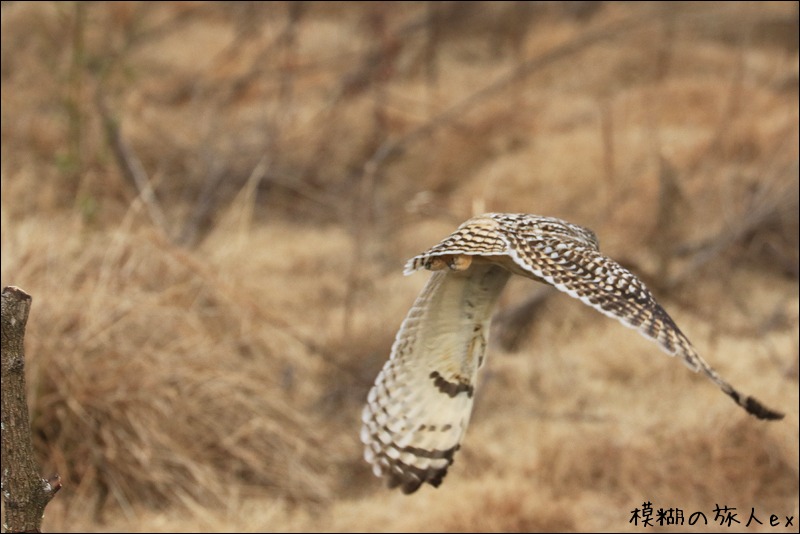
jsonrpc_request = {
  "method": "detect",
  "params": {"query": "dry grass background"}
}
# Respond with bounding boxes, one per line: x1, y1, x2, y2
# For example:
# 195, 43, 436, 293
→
1, 1, 798, 532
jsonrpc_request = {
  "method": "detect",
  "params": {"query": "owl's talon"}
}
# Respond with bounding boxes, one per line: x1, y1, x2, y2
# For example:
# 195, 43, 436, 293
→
425, 255, 472, 272
447, 255, 472, 271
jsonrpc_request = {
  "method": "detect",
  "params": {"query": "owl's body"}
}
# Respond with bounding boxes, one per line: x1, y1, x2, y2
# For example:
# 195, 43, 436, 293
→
360, 213, 782, 494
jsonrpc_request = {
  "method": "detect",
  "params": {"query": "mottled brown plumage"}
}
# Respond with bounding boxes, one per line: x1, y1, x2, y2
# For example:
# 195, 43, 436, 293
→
361, 213, 783, 494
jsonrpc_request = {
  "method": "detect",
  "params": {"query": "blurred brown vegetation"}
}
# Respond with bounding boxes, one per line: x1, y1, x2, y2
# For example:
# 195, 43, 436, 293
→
1, 1, 798, 532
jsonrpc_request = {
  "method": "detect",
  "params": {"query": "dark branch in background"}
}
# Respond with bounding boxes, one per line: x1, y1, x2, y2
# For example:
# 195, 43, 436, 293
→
1, 287, 62, 533
176, 163, 226, 248
95, 87, 171, 241
491, 287, 557, 353
178, 3, 304, 248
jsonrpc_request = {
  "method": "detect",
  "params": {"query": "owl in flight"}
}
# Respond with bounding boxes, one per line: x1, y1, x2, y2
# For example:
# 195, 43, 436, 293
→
360, 213, 783, 494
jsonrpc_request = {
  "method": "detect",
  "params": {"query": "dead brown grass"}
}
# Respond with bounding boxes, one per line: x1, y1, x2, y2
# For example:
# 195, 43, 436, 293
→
2, 213, 335, 516
1, 1, 798, 532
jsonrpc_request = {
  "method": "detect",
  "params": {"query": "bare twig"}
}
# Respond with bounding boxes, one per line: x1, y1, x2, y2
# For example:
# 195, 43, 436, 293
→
95, 88, 171, 240
2, 287, 62, 533
176, 162, 225, 248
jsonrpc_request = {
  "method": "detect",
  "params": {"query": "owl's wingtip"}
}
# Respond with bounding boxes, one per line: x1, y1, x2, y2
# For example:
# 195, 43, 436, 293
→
745, 396, 784, 421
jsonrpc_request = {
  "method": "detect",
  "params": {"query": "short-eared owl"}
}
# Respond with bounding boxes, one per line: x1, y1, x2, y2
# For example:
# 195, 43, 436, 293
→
360, 213, 783, 494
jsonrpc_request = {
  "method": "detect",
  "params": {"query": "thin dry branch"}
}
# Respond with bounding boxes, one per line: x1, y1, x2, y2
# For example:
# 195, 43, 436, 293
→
1, 287, 62, 533
95, 88, 171, 240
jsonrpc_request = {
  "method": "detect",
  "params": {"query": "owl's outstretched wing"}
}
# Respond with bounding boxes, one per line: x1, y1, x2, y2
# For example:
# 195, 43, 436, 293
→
360, 264, 511, 493
498, 226, 783, 421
